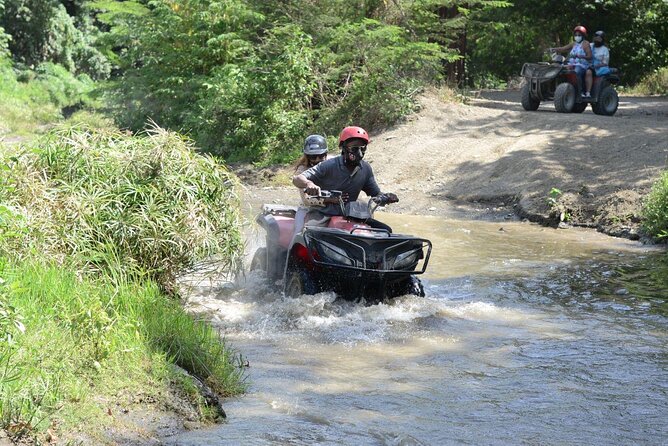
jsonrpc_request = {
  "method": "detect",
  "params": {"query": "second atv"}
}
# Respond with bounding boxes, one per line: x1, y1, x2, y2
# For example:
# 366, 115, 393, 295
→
520, 50, 620, 115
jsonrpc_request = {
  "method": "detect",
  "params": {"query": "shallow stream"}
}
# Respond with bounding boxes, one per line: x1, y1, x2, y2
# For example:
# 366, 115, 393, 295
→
174, 214, 668, 445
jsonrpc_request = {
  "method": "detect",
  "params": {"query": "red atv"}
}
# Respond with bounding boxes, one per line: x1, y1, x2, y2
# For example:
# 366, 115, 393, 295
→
520, 51, 620, 115
251, 190, 432, 302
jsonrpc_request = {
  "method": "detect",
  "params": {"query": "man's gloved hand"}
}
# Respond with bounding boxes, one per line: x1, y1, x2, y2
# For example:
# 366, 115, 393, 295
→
373, 192, 399, 205
304, 182, 321, 196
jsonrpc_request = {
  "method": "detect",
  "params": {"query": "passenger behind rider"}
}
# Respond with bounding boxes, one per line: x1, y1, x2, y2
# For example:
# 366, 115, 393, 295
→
294, 134, 330, 205
586, 30, 611, 91
292, 126, 397, 233
553, 25, 592, 97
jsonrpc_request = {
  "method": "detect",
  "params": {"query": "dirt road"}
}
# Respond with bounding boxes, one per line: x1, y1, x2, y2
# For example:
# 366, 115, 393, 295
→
240, 91, 668, 240
365, 90, 668, 239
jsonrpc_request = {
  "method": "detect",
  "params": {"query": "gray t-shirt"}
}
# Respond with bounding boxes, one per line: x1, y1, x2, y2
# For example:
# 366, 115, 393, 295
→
301, 156, 381, 215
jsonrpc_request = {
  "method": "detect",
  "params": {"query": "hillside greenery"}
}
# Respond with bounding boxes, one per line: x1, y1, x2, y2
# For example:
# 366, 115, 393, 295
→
2, 0, 666, 161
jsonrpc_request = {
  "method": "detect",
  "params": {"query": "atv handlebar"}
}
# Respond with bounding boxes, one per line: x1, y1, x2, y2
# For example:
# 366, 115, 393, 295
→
303, 189, 399, 212
372, 193, 399, 206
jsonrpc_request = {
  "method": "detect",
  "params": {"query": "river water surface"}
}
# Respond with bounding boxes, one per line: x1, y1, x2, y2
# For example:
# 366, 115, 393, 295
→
174, 214, 668, 445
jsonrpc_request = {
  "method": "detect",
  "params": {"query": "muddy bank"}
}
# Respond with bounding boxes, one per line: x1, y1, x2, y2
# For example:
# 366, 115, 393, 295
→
237, 91, 668, 240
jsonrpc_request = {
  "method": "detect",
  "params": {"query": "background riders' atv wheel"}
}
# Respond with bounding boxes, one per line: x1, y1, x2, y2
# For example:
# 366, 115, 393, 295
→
250, 247, 267, 271
572, 102, 587, 113
520, 82, 540, 111
592, 86, 619, 116
554, 82, 575, 113
285, 269, 318, 297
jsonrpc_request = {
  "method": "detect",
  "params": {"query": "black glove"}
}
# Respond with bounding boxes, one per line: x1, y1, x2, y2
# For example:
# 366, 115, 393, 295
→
374, 193, 399, 205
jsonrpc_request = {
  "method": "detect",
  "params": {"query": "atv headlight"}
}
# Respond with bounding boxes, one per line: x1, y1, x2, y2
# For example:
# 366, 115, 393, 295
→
317, 240, 354, 266
393, 249, 420, 270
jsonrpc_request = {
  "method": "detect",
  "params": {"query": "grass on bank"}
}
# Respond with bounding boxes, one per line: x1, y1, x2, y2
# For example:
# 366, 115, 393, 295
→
0, 260, 245, 443
624, 67, 668, 96
643, 170, 668, 240
0, 125, 247, 442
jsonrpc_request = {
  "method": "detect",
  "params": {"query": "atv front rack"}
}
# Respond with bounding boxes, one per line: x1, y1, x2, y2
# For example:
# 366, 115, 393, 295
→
303, 228, 432, 274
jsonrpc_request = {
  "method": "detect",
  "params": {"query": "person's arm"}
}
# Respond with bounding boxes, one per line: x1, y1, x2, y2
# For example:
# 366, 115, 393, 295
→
362, 166, 381, 198
553, 42, 573, 53
583, 41, 592, 60
600, 47, 610, 67
293, 174, 320, 196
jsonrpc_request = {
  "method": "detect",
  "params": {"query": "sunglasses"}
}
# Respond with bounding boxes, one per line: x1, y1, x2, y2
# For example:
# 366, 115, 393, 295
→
307, 153, 327, 161
345, 145, 367, 152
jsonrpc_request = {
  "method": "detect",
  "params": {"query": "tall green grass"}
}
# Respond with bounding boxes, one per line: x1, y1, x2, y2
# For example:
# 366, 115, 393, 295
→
0, 260, 246, 442
626, 67, 668, 96
0, 124, 248, 441
642, 171, 668, 240
0, 125, 243, 291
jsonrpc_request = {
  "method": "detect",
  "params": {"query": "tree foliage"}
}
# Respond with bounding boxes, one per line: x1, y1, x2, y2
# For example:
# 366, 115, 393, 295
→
0, 0, 110, 78
111, 0, 447, 161
469, 0, 668, 85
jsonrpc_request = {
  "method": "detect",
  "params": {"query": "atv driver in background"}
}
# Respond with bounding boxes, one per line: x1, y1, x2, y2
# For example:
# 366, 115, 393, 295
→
294, 134, 331, 206
553, 25, 593, 97
292, 126, 397, 233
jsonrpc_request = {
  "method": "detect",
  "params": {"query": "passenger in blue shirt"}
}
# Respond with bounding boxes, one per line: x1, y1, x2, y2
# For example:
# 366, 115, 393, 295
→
586, 30, 611, 90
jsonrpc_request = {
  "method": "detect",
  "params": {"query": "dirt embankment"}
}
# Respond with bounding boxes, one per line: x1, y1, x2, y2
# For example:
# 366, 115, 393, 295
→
240, 91, 668, 240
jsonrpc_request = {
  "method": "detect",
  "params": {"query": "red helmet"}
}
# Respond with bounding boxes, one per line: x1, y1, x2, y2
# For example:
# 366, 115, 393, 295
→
338, 126, 369, 146
573, 25, 587, 36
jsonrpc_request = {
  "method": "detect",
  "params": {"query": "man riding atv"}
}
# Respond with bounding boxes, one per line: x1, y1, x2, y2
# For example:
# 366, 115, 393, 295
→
292, 126, 397, 233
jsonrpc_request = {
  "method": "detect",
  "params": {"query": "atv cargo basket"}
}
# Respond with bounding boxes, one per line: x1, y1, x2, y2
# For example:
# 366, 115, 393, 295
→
303, 228, 432, 274
520, 63, 563, 80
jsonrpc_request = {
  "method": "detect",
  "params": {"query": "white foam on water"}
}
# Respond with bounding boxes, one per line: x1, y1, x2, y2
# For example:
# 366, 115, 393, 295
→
185, 269, 557, 346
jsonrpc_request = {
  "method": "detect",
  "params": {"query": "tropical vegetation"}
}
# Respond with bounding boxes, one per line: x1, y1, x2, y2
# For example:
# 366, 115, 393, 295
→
0, 0, 667, 442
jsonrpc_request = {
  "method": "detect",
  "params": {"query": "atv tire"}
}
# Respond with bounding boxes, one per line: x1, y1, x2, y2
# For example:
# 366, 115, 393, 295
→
592, 85, 619, 116
285, 268, 318, 297
520, 82, 540, 111
250, 247, 267, 271
572, 102, 587, 113
554, 82, 575, 113
390, 275, 425, 298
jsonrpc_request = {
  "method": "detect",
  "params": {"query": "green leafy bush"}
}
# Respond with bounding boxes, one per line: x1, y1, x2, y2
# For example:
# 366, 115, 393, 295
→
314, 19, 442, 133
642, 171, 668, 240
111, 1, 446, 163
0, 59, 94, 138
0, 125, 244, 290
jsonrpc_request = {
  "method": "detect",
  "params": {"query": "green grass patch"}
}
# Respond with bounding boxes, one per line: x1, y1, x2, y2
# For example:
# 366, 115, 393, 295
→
624, 67, 668, 96
642, 170, 668, 240
0, 125, 244, 292
0, 260, 246, 443
0, 58, 94, 142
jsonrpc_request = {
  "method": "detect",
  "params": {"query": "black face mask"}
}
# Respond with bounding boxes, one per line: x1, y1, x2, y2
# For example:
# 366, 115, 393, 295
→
594, 41, 603, 47
342, 145, 366, 166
